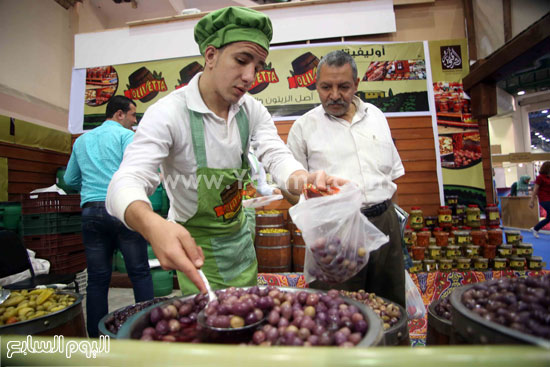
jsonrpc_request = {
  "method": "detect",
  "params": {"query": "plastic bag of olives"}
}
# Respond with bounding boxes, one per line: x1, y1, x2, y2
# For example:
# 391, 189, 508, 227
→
289, 182, 388, 284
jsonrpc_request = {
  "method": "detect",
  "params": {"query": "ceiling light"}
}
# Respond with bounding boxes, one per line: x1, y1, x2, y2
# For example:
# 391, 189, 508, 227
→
535, 132, 540, 135
517, 91, 526, 96
543, 110, 549, 113
547, 114, 550, 118
507, 168, 512, 172
519, 163, 523, 167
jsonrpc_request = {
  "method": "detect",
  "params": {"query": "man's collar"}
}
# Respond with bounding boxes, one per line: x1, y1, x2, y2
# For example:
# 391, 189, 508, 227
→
187, 72, 245, 116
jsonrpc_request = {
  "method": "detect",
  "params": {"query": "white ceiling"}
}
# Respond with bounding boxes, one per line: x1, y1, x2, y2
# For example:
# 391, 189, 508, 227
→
88, 0, 273, 28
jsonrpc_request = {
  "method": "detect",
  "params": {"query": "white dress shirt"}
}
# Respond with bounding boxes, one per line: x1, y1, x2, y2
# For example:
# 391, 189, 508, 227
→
107, 72, 303, 225
287, 96, 404, 207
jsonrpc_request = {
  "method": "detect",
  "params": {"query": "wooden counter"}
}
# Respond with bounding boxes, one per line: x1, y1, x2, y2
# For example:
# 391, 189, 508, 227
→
500, 196, 540, 229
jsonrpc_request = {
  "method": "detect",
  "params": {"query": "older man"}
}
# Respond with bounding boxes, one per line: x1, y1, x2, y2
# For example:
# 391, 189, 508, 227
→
287, 50, 406, 307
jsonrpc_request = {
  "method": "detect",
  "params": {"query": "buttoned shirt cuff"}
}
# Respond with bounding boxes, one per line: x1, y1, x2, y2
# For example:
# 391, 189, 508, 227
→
274, 161, 306, 191
106, 186, 152, 230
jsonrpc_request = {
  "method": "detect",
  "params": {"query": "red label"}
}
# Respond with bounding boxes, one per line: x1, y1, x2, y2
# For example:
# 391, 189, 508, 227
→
287, 67, 317, 89
249, 69, 280, 90
124, 78, 167, 100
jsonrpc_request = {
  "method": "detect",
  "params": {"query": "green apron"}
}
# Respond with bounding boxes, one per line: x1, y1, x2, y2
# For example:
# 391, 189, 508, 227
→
243, 152, 261, 243
176, 108, 258, 295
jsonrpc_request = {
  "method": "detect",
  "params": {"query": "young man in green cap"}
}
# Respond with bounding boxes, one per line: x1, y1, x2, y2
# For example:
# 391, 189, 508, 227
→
106, 6, 344, 294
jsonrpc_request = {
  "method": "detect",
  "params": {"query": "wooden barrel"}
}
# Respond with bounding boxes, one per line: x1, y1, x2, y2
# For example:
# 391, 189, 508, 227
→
255, 229, 291, 273
290, 52, 320, 90
177, 61, 203, 86
256, 211, 284, 226
255, 223, 284, 235
128, 66, 158, 102
292, 230, 305, 272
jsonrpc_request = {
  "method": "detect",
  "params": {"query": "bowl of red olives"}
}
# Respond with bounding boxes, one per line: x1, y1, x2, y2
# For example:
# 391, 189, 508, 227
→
449, 275, 550, 348
117, 286, 385, 347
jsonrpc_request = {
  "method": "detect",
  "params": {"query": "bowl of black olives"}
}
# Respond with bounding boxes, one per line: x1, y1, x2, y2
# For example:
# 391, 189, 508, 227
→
449, 275, 550, 348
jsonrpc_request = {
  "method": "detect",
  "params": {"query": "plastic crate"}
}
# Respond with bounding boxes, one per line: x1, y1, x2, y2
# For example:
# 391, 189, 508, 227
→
23, 233, 84, 257
21, 212, 82, 236
47, 250, 87, 274
21, 192, 81, 214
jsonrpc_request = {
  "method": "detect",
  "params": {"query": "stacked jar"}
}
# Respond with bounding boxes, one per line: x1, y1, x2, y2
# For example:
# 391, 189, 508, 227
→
485, 204, 501, 227
465, 204, 481, 229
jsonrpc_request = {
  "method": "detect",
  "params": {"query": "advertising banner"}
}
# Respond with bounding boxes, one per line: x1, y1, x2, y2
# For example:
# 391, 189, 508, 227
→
82, 41, 430, 130
429, 39, 486, 208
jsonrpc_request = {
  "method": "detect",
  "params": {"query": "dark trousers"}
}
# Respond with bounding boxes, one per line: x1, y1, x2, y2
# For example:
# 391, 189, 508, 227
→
82, 206, 154, 337
534, 201, 550, 231
309, 204, 406, 308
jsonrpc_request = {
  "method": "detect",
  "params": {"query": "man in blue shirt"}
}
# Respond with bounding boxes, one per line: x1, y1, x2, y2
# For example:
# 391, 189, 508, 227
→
64, 95, 154, 337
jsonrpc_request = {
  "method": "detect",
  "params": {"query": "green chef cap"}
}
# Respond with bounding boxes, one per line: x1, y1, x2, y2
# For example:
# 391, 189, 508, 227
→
194, 6, 273, 55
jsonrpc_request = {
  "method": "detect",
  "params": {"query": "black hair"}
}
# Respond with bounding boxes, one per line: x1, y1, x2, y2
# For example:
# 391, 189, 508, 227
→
105, 95, 136, 119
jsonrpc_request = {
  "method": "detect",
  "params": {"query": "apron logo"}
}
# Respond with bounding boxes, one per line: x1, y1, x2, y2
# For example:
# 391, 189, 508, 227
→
213, 181, 242, 220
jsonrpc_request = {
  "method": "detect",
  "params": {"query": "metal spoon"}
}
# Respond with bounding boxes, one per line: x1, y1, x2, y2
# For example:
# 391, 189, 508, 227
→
198, 269, 216, 304
0, 289, 10, 305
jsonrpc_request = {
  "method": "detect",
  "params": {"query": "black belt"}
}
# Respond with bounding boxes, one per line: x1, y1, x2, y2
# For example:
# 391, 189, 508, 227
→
361, 199, 392, 218
83, 201, 105, 208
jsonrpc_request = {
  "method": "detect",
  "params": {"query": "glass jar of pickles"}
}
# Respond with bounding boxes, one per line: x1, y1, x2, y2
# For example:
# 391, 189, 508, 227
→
428, 245, 442, 260
452, 215, 460, 226
403, 226, 415, 246
455, 204, 466, 217
485, 204, 500, 226
473, 257, 489, 271
411, 246, 425, 260
465, 245, 480, 258
456, 257, 471, 271
423, 259, 436, 272
515, 243, 533, 258
438, 206, 453, 229
409, 207, 424, 230
453, 229, 470, 246
433, 230, 449, 247
416, 228, 431, 247
528, 256, 543, 270
446, 195, 458, 206
439, 258, 453, 272
409, 260, 423, 273
488, 227, 503, 246
424, 216, 437, 230
504, 230, 521, 245
482, 245, 497, 259
470, 229, 487, 247
445, 245, 461, 259
465, 204, 481, 229
498, 244, 513, 258
492, 257, 507, 270
510, 256, 526, 270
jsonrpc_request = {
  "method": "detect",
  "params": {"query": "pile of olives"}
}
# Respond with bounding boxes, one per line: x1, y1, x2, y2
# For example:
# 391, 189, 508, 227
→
0, 289, 76, 326
433, 296, 452, 321
461, 275, 550, 339
104, 297, 169, 335
138, 286, 370, 346
340, 290, 401, 330
308, 236, 367, 283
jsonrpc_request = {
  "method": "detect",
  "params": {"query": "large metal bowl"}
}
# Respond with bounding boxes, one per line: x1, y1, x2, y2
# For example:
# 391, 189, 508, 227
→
427, 297, 452, 345
450, 281, 550, 348
0, 290, 85, 337
118, 286, 385, 346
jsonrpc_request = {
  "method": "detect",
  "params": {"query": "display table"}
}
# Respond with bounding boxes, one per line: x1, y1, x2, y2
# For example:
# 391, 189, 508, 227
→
258, 270, 550, 346
500, 196, 539, 228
